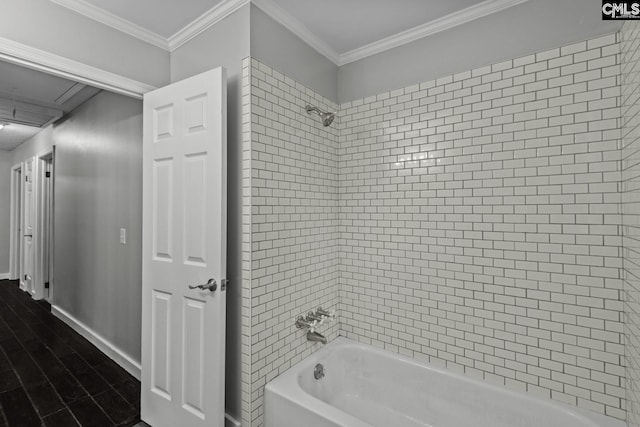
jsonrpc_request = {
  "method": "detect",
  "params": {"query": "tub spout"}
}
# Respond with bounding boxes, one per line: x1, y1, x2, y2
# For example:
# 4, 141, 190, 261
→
307, 330, 327, 345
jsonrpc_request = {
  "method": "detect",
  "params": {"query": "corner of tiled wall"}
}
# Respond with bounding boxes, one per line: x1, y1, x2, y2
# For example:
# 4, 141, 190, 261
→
240, 56, 253, 427
247, 57, 341, 426
621, 20, 640, 427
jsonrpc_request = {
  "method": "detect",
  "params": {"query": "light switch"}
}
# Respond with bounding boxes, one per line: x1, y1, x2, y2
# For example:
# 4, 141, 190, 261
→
120, 228, 126, 245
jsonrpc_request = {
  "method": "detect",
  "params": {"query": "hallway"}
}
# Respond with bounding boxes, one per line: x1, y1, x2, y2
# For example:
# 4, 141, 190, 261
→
0, 280, 141, 427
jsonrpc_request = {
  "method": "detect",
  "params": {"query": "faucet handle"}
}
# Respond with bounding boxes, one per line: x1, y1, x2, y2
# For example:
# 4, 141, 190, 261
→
307, 311, 324, 323
296, 316, 317, 329
316, 307, 335, 319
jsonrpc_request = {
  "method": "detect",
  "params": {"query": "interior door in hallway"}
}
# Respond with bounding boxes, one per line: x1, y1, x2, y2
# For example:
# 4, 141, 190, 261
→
22, 157, 35, 295
141, 67, 227, 427
34, 152, 54, 301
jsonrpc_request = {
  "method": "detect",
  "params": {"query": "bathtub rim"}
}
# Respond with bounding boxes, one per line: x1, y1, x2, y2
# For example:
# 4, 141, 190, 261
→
265, 336, 626, 427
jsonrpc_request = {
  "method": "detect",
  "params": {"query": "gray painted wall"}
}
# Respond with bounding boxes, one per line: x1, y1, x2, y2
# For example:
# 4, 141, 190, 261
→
250, 5, 339, 103
53, 91, 143, 360
0, 151, 11, 275
170, 6, 249, 422
2, 0, 169, 88
338, 0, 623, 102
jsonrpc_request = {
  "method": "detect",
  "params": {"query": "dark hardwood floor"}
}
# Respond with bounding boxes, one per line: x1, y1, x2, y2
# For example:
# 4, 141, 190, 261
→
0, 279, 141, 427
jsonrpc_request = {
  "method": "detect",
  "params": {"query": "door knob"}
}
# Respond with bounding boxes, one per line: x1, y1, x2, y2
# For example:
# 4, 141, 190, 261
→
188, 278, 217, 292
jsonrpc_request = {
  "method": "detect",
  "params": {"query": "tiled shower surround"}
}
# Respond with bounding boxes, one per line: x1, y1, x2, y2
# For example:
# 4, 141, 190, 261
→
339, 33, 625, 419
243, 32, 638, 426
622, 21, 640, 427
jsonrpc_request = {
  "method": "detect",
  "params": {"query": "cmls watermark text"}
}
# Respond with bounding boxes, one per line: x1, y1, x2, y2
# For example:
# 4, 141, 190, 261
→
602, 1, 640, 19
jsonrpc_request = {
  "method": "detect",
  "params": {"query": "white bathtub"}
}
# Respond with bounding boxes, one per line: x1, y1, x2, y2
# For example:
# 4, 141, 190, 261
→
265, 337, 626, 427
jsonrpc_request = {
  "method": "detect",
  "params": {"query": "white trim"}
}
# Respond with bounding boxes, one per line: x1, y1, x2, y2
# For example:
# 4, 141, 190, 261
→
51, 304, 142, 380
337, 0, 529, 65
0, 37, 156, 99
49, 0, 527, 66
168, 0, 250, 51
251, 0, 340, 64
225, 413, 241, 427
32, 149, 54, 301
9, 163, 22, 281
49, 0, 168, 50
48, 0, 250, 53
0, 291, 241, 424
0, 273, 9, 280
251, 0, 527, 65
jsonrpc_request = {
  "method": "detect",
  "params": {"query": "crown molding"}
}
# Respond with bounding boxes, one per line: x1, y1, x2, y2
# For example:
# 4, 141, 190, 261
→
251, 0, 340, 64
50, 0, 169, 50
0, 37, 156, 99
338, 0, 529, 65
250, 0, 527, 66
168, 0, 250, 51
48, 0, 528, 66
49, 0, 250, 52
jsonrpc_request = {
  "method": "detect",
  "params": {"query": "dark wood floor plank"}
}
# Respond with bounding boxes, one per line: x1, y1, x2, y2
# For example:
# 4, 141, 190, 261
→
0, 387, 41, 427
0, 279, 142, 427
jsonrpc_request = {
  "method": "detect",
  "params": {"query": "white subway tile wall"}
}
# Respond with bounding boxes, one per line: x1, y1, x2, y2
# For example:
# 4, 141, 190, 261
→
241, 57, 253, 427
247, 58, 340, 426
338, 33, 625, 419
622, 21, 640, 427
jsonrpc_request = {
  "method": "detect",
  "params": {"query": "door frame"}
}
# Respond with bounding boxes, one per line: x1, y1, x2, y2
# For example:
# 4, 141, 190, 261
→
0, 38, 151, 287
0, 33, 238, 427
34, 148, 54, 301
9, 163, 23, 281
22, 156, 36, 295
0, 37, 154, 99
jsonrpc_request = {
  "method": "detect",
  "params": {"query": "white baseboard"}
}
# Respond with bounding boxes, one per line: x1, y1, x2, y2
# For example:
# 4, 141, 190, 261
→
51, 304, 142, 380
0, 273, 9, 280
225, 413, 241, 427
52, 304, 239, 425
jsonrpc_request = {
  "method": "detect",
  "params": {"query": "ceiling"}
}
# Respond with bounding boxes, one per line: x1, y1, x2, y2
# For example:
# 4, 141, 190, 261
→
50, 0, 524, 63
0, 60, 100, 151
0, 123, 46, 151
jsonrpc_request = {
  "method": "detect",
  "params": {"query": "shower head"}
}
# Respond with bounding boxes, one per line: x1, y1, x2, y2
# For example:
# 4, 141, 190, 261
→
306, 105, 336, 127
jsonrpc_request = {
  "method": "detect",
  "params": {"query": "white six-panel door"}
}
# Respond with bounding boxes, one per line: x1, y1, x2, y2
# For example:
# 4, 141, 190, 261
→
141, 67, 227, 427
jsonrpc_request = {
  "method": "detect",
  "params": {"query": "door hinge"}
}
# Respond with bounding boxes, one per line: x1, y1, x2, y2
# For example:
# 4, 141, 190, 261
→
44, 282, 50, 289
24, 274, 27, 281
45, 171, 51, 178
